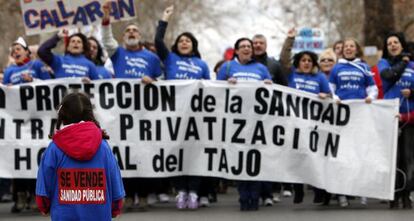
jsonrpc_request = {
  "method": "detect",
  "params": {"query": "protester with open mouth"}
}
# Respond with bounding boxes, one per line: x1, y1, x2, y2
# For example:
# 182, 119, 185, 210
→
38, 31, 99, 82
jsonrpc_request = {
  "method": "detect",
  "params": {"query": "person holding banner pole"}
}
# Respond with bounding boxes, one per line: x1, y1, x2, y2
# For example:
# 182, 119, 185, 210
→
329, 38, 378, 207
37, 31, 100, 81
3, 37, 51, 213
101, 1, 162, 83
378, 32, 414, 209
36, 92, 125, 220
279, 28, 331, 205
155, 5, 210, 210
217, 37, 272, 211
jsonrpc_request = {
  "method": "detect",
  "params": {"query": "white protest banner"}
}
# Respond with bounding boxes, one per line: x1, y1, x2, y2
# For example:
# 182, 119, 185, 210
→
293, 27, 325, 54
20, 0, 136, 36
0, 79, 398, 199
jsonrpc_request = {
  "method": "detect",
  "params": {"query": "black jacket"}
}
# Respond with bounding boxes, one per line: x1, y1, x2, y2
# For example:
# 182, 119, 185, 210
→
255, 53, 287, 86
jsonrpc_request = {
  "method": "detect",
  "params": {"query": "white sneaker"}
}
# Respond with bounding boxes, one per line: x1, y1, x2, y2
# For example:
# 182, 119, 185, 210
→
199, 196, 210, 207
338, 196, 349, 207
1, 193, 12, 202
273, 194, 281, 203
158, 193, 170, 203
188, 192, 198, 209
264, 198, 273, 206
147, 193, 157, 205
360, 197, 367, 205
282, 190, 292, 197
176, 192, 187, 209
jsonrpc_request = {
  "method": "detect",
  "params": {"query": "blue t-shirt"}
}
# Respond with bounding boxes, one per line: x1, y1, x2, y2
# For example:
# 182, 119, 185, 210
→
217, 60, 271, 81
95, 66, 113, 79
288, 71, 330, 94
378, 59, 414, 114
50, 54, 99, 80
329, 59, 376, 100
163, 53, 210, 80
111, 47, 162, 79
3, 60, 50, 85
36, 141, 125, 221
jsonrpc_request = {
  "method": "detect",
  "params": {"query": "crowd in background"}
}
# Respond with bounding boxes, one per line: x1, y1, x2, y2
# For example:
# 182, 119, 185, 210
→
1, 2, 414, 214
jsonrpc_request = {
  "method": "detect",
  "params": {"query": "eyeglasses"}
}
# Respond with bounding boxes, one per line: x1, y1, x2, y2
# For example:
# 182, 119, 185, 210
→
238, 45, 252, 49
320, 58, 334, 62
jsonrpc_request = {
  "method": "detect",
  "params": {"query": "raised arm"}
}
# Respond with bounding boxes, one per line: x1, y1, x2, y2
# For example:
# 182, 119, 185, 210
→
101, 1, 119, 58
37, 30, 66, 66
279, 28, 296, 76
155, 5, 174, 61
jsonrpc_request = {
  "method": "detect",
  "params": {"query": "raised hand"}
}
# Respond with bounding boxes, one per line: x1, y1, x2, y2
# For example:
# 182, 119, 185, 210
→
57, 29, 68, 39
102, 0, 113, 21
162, 5, 174, 22
287, 27, 297, 38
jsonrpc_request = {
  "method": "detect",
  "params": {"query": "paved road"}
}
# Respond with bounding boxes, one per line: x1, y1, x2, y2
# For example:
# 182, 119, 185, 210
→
0, 188, 413, 221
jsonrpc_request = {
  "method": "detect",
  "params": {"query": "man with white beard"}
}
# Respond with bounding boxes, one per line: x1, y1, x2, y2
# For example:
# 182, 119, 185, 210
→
101, 1, 161, 83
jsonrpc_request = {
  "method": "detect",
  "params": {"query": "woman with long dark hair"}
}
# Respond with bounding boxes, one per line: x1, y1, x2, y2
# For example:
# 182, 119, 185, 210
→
154, 5, 210, 210
87, 37, 113, 79
378, 32, 414, 209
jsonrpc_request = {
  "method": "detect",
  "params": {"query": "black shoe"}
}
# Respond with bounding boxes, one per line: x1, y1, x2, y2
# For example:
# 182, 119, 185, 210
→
402, 195, 412, 209
322, 194, 331, 206
11, 205, 21, 213
389, 200, 399, 209
294, 191, 304, 204
249, 199, 259, 211
313, 194, 324, 204
239, 199, 248, 211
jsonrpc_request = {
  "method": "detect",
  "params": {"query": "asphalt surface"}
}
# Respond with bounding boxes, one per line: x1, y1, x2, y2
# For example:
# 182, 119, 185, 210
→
0, 188, 413, 221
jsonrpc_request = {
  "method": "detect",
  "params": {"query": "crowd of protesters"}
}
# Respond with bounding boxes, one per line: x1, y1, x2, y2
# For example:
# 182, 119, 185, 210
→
1, 2, 414, 217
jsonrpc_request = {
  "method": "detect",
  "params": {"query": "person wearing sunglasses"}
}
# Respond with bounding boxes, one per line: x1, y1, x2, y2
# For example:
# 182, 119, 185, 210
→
318, 49, 337, 77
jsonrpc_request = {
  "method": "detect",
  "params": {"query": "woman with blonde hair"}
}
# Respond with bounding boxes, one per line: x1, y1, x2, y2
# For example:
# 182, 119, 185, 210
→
318, 48, 337, 77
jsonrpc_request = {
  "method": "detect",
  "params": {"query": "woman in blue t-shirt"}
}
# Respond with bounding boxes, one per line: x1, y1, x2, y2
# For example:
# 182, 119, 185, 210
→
3, 37, 50, 85
329, 38, 378, 103
279, 28, 331, 205
87, 37, 113, 79
38, 31, 99, 81
154, 5, 211, 211
378, 32, 414, 209
216, 38, 272, 83
3, 37, 50, 213
328, 38, 377, 207
155, 5, 210, 80
217, 37, 272, 211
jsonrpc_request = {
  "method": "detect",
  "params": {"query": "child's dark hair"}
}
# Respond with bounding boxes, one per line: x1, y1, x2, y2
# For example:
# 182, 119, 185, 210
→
50, 92, 109, 139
